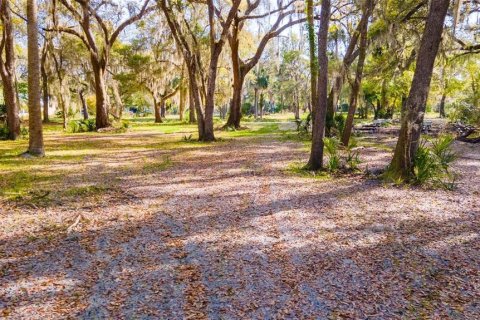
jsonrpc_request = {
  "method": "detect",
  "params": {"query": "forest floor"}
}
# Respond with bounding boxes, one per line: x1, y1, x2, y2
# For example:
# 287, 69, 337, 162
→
0, 119, 479, 319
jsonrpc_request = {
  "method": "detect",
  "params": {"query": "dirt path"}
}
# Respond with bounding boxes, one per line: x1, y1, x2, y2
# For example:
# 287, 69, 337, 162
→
1, 135, 479, 319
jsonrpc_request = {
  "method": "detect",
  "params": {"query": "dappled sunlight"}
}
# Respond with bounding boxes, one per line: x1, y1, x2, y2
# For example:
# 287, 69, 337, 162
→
1, 126, 479, 319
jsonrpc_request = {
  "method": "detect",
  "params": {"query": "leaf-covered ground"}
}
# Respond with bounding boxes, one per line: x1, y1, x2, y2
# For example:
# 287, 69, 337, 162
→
1, 125, 479, 319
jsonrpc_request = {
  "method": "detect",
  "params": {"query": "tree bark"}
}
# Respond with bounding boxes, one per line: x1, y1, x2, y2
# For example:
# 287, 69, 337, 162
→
203, 56, 217, 141
0, 0, 20, 140
153, 96, 163, 123
79, 87, 89, 120
59, 82, 69, 129
179, 80, 187, 121
307, 0, 318, 124
225, 67, 245, 128
294, 92, 300, 120
160, 99, 166, 119
342, 0, 373, 146
308, 0, 330, 170
92, 57, 109, 129
41, 40, 50, 123
188, 62, 205, 140
439, 93, 446, 118
388, 0, 450, 181
188, 85, 196, 123
27, 0, 44, 156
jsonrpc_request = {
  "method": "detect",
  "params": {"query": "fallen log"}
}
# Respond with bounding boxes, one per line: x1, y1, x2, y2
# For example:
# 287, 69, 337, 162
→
451, 123, 480, 143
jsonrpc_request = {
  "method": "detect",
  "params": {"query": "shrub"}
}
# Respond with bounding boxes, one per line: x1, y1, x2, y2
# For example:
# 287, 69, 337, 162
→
0, 104, 6, 118
324, 137, 341, 171
0, 125, 8, 139
112, 120, 130, 133
448, 102, 480, 125
0, 125, 28, 140
295, 113, 311, 135
345, 138, 361, 170
334, 113, 346, 136
69, 119, 96, 133
414, 135, 457, 188
323, 137, 362, 173
20, 127, 29, 138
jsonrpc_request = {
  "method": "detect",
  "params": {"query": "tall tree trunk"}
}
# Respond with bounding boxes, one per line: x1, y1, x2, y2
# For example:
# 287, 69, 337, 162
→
59, 80, 69, 129
160, 100, 166, 118
203, 49, 221, 141
226, 70, 245, 128
254, 88, 259, 119
27, 0, 44, 156
79, 87, 89, 120
179, 81, 187, 121
342, 0, 373, 146
188, 85, 196, 124
439, 94, 446, 118
0, 0, 20, 140
225, 22, 245, 129
260, 92, 264, 119
326, 77, 342, 135
91, 57, 109, 129
294, 92, 300, 120
307, 0, 318, 123
388, 0, 450, 181
380, 79, 388, 118
308, 0, 330, 170
41, 41, 50, 123
153, 97, 163, 123
188, 63, 205, 140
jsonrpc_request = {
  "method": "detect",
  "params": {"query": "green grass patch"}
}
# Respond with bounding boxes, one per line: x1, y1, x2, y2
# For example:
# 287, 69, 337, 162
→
284, 161, 331, 180
0, 170, 62, 199
226, 123, 280, 137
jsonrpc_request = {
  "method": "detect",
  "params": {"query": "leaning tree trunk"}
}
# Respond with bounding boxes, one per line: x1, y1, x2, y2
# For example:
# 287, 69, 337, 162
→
388, 0, 450, 181
27, 0, 44, 156
307, 0, 330, 170
0, 0, 20, 140
342, 0, 373, 146
91, 57, 109, 129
